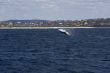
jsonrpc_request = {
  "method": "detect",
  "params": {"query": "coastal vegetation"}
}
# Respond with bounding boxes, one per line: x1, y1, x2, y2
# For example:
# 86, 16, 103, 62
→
0, 18, 110, 27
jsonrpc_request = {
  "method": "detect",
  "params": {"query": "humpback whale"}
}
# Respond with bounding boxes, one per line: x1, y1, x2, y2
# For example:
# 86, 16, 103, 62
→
58, 29, 71, 36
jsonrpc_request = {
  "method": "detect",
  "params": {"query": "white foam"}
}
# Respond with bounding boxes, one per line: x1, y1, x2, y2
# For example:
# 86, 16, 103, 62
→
0, 27, 109, 29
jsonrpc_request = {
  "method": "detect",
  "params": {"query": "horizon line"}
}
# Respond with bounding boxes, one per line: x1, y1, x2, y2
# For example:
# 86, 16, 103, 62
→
0, 17, 110, 21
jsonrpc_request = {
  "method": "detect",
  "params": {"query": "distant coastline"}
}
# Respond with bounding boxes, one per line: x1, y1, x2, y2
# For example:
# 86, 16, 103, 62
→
0, 18, 110, 28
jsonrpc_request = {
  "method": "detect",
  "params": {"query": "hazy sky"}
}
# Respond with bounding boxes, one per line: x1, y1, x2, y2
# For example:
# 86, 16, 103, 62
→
0, 0, 110, 20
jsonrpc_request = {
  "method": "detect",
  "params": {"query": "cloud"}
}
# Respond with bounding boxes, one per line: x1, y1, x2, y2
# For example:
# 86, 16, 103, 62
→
0, 0, 110, 9
0, 0, 110, 20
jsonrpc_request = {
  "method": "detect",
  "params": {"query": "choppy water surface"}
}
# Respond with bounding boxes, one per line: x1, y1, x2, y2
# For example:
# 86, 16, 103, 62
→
0, 28, 110, 73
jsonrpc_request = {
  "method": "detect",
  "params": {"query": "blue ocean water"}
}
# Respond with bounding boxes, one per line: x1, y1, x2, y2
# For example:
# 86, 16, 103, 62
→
0, 28, 110, 73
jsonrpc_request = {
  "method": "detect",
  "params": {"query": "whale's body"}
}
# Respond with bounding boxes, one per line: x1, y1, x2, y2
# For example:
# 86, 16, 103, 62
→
58, 29, 71, 35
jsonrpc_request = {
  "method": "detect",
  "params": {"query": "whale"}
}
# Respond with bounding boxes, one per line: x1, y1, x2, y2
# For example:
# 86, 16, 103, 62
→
58, 29, 71, 36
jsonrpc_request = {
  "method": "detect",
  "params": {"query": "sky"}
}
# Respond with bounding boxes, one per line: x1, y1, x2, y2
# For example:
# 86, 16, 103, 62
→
0, 0, 110, 20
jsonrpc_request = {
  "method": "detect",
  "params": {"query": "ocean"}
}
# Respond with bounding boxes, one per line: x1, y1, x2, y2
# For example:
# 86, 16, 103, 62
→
0, 28, 110, 73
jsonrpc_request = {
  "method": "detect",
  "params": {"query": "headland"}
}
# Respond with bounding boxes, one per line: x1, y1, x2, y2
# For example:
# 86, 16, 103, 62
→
0, 18, 110, 29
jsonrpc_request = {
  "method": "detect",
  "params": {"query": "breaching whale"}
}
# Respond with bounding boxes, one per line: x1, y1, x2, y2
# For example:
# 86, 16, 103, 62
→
58, 29, 71, 36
